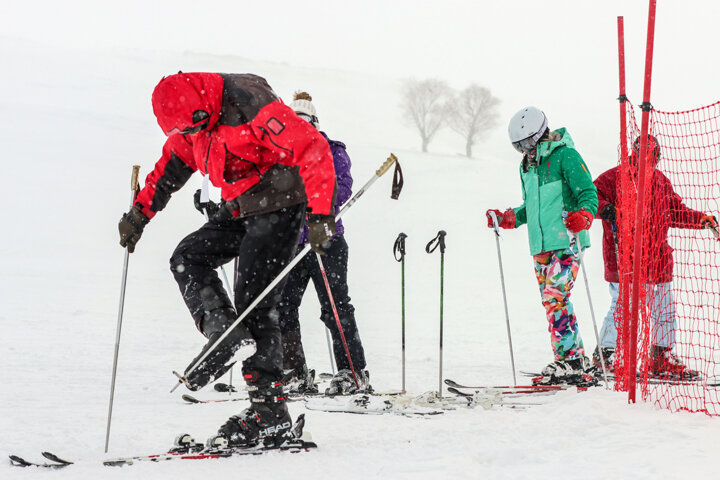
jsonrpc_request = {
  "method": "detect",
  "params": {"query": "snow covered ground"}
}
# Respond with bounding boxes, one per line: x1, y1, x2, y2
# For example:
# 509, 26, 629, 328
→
2, 39, 720, 480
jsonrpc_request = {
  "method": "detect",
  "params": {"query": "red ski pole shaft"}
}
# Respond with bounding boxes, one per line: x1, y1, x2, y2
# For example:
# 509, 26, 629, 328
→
315, 252, 359, 388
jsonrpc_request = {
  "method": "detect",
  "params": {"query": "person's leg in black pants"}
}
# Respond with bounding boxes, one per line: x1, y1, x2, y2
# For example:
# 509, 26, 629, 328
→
277, 253, 314, 372
309, 234, 366, 371
170, 204, 305, 386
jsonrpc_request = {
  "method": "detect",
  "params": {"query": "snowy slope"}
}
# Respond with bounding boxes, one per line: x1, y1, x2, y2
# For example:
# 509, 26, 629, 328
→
2, 40, 720, 480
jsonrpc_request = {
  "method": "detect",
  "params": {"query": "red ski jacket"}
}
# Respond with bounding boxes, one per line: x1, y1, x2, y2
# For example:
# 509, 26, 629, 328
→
134, 72, 335, 220
594, 165, 705, 284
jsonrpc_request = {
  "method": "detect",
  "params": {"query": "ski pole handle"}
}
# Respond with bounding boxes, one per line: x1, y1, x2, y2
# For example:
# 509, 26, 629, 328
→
488, 211, 501, 236
425, 230, 447, 254
393, 232, 407, 262
130, 165, 140, 193
376, 153, 398, 177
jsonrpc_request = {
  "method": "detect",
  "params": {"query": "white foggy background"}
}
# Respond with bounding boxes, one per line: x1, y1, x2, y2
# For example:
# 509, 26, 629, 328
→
2, 1, 720, 478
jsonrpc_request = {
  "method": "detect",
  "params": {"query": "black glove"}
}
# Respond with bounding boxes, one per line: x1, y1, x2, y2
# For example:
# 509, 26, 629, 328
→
118, 206, 149, 253
307, 214, 337, 255
701, 214, 718, 229
599, 204, 617, 223
193, 189, 220, 217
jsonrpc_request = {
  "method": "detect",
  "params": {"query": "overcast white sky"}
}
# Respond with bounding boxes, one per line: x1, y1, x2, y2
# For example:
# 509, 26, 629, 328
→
3, 0, 718, 104
2, 0, 719, 161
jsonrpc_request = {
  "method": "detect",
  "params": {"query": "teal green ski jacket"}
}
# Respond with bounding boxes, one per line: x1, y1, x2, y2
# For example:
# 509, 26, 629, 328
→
512, 128, 598, 256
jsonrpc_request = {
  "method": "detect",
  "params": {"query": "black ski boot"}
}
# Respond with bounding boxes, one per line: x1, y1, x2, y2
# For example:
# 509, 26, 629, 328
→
325, 369, 372, 395
535, 356, 597, 387
182, 308, 255, 391
592, 346, 616, 374
285, 365, 318, 395
211, 384, 292, 449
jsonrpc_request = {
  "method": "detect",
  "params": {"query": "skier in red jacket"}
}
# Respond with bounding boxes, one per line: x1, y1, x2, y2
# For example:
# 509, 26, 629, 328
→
117, 72, 336, 447
593, 135, 717, 379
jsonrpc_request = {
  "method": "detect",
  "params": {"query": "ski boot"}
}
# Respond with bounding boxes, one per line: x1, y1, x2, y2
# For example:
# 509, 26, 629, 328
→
650, 345, 701, 381
209, 383, 292, 449
285, 365, 318, 395
325, 369, 372, 395
592, 346, 616, 374
534, 356, 597, 387
182, 308, 255, 391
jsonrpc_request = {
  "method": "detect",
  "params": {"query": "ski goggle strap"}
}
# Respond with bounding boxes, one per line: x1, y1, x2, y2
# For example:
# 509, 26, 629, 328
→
425, 230, 447, 254
394, 232, 407, 262
391, 160, 404, 200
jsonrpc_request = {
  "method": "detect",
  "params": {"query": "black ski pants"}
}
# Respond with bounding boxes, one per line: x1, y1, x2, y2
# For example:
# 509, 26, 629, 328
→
278, 234, 366, 372
170, 204, 305, 385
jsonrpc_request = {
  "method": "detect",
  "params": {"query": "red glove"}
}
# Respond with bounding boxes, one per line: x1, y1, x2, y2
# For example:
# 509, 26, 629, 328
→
486, 209, 516, 229
565, 209, 593, 233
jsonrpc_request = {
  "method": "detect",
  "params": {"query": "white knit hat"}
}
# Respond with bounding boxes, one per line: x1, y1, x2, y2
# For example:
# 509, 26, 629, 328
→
290, 92, 319, 128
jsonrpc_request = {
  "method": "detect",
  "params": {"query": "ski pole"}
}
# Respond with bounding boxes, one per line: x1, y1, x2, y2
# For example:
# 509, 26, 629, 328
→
425, 230, 446, 398
325, 326, 336, 375
316, 252, 359, 389
394, 232, 408, 393
172, 153, 399, 391
105, 165, 140, 453
488, 212, 517, 386
563, 212, 609, 388
199, 178, 236, 393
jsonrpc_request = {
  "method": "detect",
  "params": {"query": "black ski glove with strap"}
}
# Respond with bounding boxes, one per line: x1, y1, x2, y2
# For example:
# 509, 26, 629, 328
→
193, 189, 221, 217
307, 214, 337, 255
118, 206, 149, 253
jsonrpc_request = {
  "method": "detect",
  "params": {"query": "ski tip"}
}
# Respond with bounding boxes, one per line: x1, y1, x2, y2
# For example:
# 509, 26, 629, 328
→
9, 455, 29, 467
41, 451, 73, 464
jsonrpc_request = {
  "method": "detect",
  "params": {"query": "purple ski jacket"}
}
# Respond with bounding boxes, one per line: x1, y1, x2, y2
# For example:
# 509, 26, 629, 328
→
298, 131, 353, 244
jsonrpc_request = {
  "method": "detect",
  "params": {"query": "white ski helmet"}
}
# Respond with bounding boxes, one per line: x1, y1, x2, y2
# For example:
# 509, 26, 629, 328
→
508, 106, 548, 153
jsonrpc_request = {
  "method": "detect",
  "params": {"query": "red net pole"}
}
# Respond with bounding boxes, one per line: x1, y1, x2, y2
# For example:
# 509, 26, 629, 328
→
616, 16, 632, 393
628, 0, 658, 404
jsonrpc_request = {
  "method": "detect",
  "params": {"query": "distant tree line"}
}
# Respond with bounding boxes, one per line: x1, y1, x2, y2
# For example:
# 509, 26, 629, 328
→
401, 79, 500, 158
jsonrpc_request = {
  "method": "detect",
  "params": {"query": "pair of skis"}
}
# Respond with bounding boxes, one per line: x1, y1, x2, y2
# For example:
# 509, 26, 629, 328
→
10, 452, 72, 469
10, 415, 316, 468
520, 370, 720, 387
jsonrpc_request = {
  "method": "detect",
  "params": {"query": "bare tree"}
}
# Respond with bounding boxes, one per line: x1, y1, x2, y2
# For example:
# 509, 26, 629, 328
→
400, 79, 451, 153
447, 84, 500, 158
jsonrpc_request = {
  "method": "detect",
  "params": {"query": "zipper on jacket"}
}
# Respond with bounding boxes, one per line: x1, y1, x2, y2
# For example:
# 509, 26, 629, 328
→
537, 146, 545, 251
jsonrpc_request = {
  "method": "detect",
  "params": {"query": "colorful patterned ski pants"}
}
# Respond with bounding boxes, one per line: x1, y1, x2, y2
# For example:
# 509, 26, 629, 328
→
533, 247, 585, 361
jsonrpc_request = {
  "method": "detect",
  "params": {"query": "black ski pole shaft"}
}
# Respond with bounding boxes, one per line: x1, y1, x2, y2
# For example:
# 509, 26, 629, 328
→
172, 154, 399, 391
105, 165, 140, 453
426, 230, 446, 398
488, 212, 517, 386
316, 252, 358, 388
394, 233, 407, 393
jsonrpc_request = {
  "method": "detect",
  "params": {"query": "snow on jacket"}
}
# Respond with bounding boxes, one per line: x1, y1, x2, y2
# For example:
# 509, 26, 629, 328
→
512, 128, 598, 256
594, 165, 705, 283
298, 131, 352, 244
134, 72, 336, 220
